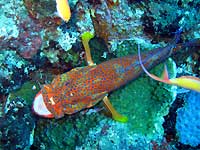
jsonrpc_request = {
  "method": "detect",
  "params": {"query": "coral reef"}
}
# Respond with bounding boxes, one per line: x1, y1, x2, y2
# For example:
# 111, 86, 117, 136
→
0, 0, 43, 59
176, 91, 200, 147
0, 0, 82, 66
143, 0, 200, 39
91, 0, 142, 42
0, 97, 35, 150
8, 81, 40, 106
79, 119, 175, 150
0, 50, 34, 94
109, 59, 177, 136
89, 0, 145, 52
32, 113, 104, 150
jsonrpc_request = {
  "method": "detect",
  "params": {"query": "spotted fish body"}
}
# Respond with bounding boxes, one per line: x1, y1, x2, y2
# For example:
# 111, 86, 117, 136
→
33, 37, 200, 119
40, 43, 177, 118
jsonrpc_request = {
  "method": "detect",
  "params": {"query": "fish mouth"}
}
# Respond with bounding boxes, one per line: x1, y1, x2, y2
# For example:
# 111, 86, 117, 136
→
32, 90, 54, 118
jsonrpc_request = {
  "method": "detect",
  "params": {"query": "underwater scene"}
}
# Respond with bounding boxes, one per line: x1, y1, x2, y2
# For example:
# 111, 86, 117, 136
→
0, 0, 200, 150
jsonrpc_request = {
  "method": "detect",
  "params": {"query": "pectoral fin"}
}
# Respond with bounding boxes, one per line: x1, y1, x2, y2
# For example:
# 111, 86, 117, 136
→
103, 96, 128, 123
81, 32, 95, 66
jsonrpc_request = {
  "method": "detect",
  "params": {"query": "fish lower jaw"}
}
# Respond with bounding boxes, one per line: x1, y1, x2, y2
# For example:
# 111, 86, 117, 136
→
32, 91, 54, 118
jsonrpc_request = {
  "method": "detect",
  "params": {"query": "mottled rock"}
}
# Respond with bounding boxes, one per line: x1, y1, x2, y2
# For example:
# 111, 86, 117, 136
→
0, 97, 35, 150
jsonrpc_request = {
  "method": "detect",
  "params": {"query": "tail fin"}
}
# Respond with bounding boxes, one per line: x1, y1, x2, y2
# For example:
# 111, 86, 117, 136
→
137, 44, 171, 84
138, 44, 200, 92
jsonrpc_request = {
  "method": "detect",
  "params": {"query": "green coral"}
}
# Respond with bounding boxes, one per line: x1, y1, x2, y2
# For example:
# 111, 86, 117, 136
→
89, 37, 113, 64
61, 49, 80, 66
41, 46, 80, 65
111, 38, 164, 58
113, 40, 138, 57
33, 113, 105, 150
42, 50, 60, 63
9, 81, 40, 106
109, 59, 176, 137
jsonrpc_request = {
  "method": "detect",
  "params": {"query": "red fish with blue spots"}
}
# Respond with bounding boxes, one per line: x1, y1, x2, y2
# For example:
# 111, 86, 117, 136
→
33, 33, 200, 122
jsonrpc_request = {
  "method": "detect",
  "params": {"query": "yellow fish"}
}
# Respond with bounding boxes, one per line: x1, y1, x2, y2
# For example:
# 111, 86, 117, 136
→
56, 0, 71, 22
138, 45, 200, 92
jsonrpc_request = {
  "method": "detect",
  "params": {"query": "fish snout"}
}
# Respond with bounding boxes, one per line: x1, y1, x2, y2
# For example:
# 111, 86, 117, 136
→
32, 90, 54, 118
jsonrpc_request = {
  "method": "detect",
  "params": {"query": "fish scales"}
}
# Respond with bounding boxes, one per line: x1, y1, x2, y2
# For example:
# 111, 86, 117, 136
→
42, 44, 174, 118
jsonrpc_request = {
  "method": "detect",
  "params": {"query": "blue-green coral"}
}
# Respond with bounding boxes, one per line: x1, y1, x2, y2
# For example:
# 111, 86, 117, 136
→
176, 91, 200, 147
0, 0, 28, 39
0, 97, 35, 150
110, 58, 176, 137
33, 113, 105, 150
146, 0, 200, 35
0, 50, 34, 93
